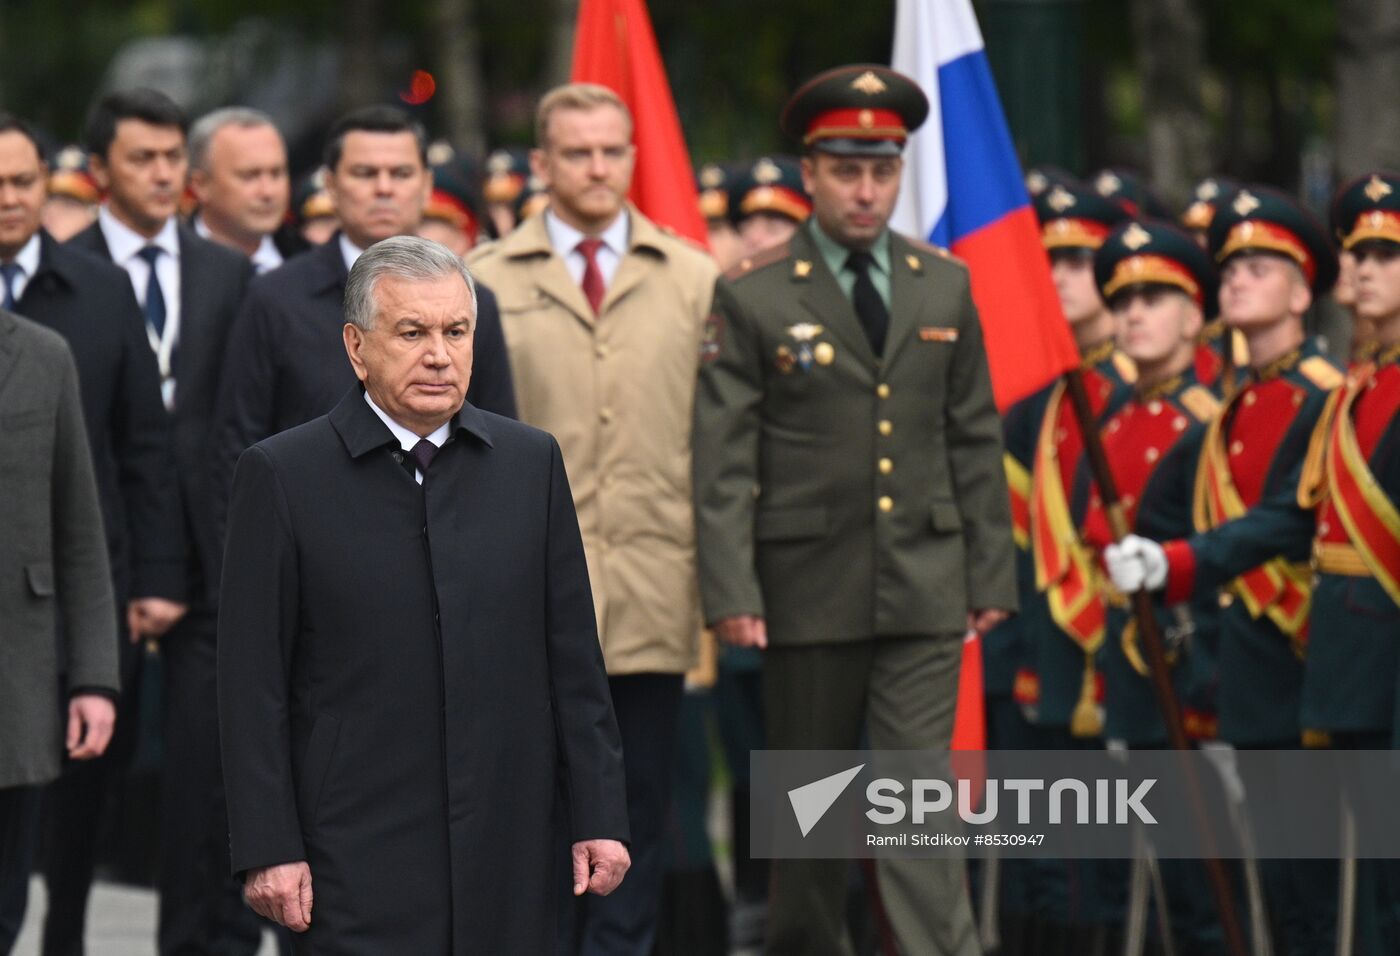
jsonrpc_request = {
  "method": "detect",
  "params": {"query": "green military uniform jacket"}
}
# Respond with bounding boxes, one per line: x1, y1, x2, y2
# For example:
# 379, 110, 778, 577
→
693, 222, 1016, 645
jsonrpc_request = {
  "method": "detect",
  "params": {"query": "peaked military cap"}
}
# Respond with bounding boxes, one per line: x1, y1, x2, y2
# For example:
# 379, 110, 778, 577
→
1025, 165, 1077, 199
1095, 219, 1217, 317
696, 162, 733, 221
781, 64, 929, 157
292, 168, 334, 225
47, 145, 100, 205
1033, 180, 1130, 252
1207, 184, 1339, 295
425, 157, 483, 243
1180, 175, 1240, 233
1092, 167, 1172, 219
1330, 171, 1400, 250
483, 147, 530, 205
728, 155, 811, 225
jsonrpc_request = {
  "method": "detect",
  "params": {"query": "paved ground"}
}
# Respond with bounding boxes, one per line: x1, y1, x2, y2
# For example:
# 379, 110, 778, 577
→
12, 878, 279, 956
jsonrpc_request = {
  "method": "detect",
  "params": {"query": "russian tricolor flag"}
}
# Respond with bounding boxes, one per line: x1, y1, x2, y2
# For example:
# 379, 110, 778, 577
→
891, 0, 1078, 411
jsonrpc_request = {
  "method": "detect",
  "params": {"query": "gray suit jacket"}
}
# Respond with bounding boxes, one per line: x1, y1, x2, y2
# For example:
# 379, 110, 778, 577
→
0, 309, 118, 789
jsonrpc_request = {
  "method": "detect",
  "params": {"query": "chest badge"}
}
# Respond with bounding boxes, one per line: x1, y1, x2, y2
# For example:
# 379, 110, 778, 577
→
784, 322, 826, 372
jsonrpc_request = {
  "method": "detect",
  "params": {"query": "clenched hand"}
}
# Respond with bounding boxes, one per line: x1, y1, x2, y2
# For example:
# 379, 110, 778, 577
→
244, 861, 313, 932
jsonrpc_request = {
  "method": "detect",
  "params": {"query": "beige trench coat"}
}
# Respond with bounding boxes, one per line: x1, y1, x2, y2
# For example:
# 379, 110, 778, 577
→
468, 206, 718, 674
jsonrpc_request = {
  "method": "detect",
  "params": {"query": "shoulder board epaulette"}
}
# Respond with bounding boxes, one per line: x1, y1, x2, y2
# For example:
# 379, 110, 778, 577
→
1178, 384, 1220, 423
904, 235, 967, 268
1298, 355, 1344, 391
1112, 351, 1138, 385
723, 241, 792, 281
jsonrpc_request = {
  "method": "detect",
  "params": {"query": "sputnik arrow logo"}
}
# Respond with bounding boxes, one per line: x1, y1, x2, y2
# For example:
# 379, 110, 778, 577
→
788, 764, 865, 837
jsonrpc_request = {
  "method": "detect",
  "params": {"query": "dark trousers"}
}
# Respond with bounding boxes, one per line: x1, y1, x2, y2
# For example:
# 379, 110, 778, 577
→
0, 785, 42, 955
561, 672, 683, 956
157, 610, 263, 956
38, 631, 144, 956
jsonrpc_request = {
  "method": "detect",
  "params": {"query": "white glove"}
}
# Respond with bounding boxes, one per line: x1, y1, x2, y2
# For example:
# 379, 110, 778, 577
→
1104, 534, 1169, 593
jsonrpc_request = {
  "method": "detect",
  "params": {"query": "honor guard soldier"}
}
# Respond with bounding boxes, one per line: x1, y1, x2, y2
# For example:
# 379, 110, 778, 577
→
1015, 180, 1134, 747
728, 155, 812, 258
994, 179, 1133, 948
1290, 170, 1400, 956
693, 64, 1015, 956
1181, 177, 1245, 387
481, 146, 530, 238
419, 156, 484, 257
1083, 219, 1225, 954
697, 161, 744, 272
1107, 185, 1345, 956
1085, 220, 1221, 750
41, 145, 100, 242
291, 168, 337, 246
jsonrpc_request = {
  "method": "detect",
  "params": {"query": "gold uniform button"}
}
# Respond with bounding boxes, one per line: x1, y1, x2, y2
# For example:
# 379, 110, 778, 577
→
1145, 447, 1159, 463
879, 457, 894, 475
878, 496, 894, 512
877, 383, 891, 399
878, 419, 893, 436
1244, 391, 1257, 406
1229, 439, 1243, 455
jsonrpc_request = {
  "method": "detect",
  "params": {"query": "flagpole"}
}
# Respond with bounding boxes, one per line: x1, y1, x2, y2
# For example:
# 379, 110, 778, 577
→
1063, 369, 1248, 956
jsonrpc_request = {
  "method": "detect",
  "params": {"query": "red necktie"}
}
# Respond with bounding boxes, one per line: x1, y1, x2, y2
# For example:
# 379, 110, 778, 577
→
577, 237, 606, 314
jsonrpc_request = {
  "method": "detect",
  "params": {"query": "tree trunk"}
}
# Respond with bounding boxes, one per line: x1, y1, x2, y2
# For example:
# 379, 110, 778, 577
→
544, 0, 580, 93
1335, 0, 1400, 179
341, 0, 384, 111
1129, 0, 1210, 209
431, 0, 487, 156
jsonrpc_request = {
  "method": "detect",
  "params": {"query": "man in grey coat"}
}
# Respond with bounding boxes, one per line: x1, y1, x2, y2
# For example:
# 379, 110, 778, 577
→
0, 309, 119, 952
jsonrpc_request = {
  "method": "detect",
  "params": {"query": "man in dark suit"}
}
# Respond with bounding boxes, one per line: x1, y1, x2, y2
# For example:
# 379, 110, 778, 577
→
0, 310, 119, 955
187, 107, 306, 272
211, 105, 516, 528
219, 236, 629, 953
63, 89, 260, 956
0, 111, 187, 951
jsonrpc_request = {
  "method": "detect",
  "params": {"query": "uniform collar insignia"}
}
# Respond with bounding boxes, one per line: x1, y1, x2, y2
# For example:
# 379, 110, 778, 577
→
793, 259, 813, 278
905, 253, 922, 273
1253, 347, 1301, 382
1080, 339, 1116, 371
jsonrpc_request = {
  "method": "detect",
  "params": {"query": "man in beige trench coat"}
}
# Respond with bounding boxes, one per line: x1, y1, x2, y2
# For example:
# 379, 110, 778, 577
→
467, 82, 718, 955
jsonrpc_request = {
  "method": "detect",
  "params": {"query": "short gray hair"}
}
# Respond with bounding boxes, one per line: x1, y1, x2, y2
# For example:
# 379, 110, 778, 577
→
189, 107, 280, 171
344, 236, 478, 332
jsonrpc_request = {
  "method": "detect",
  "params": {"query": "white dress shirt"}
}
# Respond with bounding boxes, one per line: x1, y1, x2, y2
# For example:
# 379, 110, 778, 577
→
340, 234, 366, 274
364, 391, 449, 485
544, 209, 629, 290
1, 233, 41, 303
194, 215, 283, 274
99, 206, 182, 408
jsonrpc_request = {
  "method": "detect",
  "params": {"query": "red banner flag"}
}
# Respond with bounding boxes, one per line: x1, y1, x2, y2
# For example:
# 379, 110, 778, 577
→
571, 0, 708, 246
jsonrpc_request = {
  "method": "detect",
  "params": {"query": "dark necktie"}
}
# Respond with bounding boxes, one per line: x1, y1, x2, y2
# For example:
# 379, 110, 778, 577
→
138, 245, 167, 337
846, 250, 889, 357
577, 237, 606, 314
409, 438, 438, 480
0, 262, 20, 311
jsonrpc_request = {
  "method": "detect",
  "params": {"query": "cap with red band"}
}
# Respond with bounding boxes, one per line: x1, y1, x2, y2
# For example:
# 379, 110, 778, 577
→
1207, 184, 1337, 296
781, 65, 928, 158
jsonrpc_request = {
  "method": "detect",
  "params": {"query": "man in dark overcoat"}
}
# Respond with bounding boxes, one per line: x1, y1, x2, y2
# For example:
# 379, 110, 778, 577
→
218, 235, 629, 954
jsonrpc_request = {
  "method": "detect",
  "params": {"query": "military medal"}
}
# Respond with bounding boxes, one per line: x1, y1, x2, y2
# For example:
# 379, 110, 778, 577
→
774, 344, 796, 374
813, 342, 835, 365
785, 322, 824, 371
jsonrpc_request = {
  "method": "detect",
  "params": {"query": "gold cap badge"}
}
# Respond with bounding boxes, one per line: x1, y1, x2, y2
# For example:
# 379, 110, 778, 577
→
700, 165, 725, 189
1196, 178, 1219, 202
850, 71, 887, 95
1365, 174, 1393, 203
1046, 185, 1076, 213
1095, 171, 1122, 196
1232, 190, 1261, 216
753, 157, 781, 184
1121, 222, 1152, 250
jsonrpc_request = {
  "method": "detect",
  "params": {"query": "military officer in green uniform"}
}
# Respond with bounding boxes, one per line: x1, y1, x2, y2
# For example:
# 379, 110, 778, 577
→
693, 64, 1016, 956
1107, 185, 1345, 956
